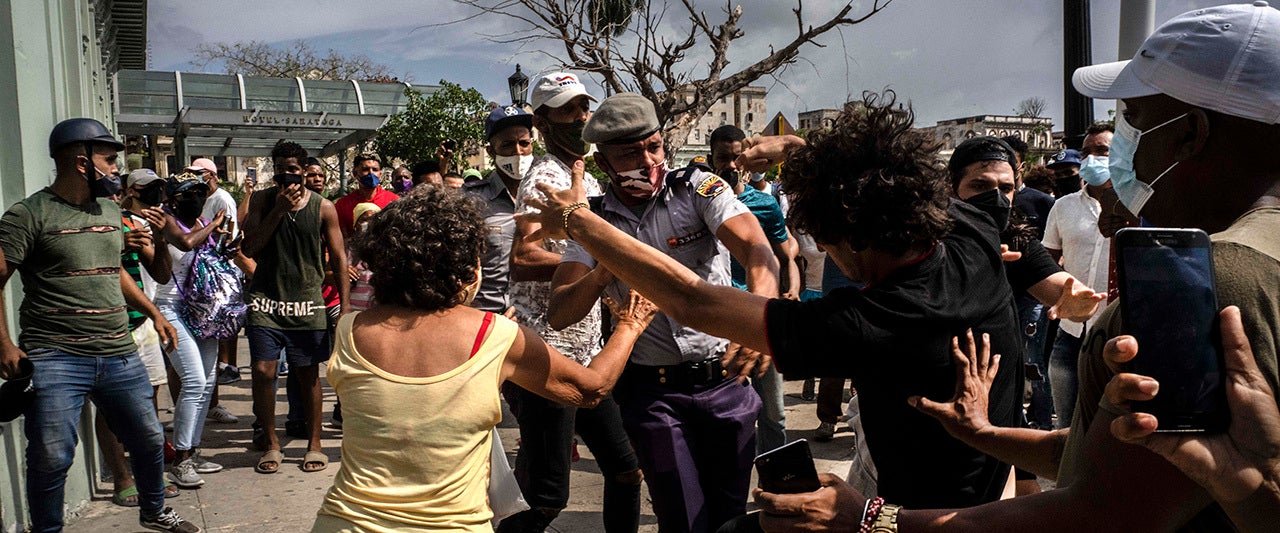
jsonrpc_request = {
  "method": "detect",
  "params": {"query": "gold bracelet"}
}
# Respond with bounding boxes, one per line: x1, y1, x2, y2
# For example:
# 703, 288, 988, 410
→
870, 503, 902, 533
561, 201, 589, 236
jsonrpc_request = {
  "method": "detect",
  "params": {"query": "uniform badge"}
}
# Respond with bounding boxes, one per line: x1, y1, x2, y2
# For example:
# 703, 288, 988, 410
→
695, 175, 728, 198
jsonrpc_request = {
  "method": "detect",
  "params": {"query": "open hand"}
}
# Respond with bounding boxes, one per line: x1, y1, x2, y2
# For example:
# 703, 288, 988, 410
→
723, 342, 772, 383
735, 135, 806, 173
909, 330, 1001, 442
1106, 306, 1280, 506
140, 206, 168, 232
274, 185, 304, 214
603, 289, 658, 331
755, 473, 866, 532
518, 160, 589, 242
1047, 276, 1105, 322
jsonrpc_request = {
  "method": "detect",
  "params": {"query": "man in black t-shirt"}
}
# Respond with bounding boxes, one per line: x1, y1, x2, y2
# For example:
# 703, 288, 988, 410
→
518, 94, 1023, 510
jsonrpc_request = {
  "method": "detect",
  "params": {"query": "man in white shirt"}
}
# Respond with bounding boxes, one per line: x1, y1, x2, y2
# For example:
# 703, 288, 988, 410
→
1041, 127, 1113, 429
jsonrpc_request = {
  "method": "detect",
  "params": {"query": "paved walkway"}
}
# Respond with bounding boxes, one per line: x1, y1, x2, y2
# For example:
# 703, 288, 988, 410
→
68, 350, 859, 533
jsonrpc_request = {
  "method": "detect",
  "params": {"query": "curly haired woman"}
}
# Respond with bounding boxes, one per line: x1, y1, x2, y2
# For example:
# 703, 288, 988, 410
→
310, 186, 658, 533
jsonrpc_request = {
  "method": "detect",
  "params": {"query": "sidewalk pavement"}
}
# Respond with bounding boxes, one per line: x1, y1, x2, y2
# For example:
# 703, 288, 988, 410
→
68, 349, 858, 533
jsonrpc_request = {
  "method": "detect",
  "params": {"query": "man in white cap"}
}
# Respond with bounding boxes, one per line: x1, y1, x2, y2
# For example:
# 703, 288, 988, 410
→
741, 3, 1280, 531
499, 72, 644, 533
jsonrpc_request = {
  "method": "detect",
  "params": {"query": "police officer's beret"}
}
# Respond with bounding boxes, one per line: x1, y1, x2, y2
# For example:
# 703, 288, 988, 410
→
582, 92, 661, 145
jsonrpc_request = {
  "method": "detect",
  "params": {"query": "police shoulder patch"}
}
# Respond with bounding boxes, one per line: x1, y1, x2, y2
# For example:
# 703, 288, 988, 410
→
695, 174, 728, 198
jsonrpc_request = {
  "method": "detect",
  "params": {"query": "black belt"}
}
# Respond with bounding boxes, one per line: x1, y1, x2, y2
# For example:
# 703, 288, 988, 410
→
627, 358, 730, 388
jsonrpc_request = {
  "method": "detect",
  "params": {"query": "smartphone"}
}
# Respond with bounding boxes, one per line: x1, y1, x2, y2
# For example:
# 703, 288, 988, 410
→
1115, 227, 1227, 433
442, 139, 457, 151
246, 167, 257, 186
754, 439, 821, 494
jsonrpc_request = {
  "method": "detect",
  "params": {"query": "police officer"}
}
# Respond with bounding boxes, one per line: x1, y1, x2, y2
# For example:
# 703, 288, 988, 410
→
464, 105, 535, 315
546, 93, 780, 533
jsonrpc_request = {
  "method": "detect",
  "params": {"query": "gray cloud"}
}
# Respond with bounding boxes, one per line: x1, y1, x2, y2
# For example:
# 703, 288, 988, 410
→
149, 0, 1225, 129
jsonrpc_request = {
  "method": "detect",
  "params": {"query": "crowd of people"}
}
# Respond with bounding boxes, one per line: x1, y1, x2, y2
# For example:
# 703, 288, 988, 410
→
0, 3, 1278, 533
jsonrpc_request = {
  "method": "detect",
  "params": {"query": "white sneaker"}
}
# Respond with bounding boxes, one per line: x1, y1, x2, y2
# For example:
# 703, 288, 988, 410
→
206, 405, 238, 424
168, 458, 205, 488
190, 450, 223, 474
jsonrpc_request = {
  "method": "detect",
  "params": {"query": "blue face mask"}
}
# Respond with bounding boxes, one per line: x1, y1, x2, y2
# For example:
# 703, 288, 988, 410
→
1079, 155, 1110, 187
1109, 113, 1185, 216
358, 172, 380, 188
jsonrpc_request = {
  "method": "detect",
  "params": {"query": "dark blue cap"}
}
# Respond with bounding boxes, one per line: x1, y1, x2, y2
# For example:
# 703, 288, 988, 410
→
485, 105, 533, 140
1047, 148, 1083, 169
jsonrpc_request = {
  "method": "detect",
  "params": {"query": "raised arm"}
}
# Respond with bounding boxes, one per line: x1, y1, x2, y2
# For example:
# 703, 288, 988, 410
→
163, 210, 225, 252
510, 216, 564, 283
547, 260, 610, 331
520, 161, 773, 354
503, 290, 656, 407
242, 185, 302, 258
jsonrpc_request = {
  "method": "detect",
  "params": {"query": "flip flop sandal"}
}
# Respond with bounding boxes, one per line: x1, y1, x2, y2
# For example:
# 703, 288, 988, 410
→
111, 485, 140, 507
255, 449, 284, 474
164, 480, 181, 499
301, 451, 328, 473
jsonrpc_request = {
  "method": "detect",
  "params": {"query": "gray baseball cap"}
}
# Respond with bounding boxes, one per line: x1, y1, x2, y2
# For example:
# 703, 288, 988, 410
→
582, 92, 660, 145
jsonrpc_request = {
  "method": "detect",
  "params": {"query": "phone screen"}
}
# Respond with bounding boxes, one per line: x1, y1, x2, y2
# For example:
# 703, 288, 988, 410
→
1118, 229, 1225, 432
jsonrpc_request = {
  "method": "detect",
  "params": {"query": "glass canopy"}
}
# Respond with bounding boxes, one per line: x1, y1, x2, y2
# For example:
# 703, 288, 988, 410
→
113, 70, 433, 157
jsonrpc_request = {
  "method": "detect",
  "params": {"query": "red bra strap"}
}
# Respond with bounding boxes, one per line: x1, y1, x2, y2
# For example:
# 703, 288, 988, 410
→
470, 312, 495, 359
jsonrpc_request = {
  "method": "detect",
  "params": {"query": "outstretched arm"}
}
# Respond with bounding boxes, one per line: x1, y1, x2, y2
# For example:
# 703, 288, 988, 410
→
520, 161, 772, 354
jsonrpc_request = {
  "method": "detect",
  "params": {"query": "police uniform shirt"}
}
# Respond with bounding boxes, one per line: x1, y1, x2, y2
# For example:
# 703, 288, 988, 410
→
463, 172, 516, 313
562, 167, 749, 366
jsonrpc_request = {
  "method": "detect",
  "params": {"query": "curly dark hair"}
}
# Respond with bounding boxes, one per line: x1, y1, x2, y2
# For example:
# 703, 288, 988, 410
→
271, 140, 308, 162
351, 186, 486, 312
782, 91, 952, 254
1022, 165, 1056, 196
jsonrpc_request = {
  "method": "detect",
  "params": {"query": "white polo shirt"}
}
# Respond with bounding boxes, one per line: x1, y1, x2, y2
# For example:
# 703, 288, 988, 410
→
1042, 190, 1110, 337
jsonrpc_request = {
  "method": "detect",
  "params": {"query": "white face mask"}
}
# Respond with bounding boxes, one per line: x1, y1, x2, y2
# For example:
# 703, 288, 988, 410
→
495, 154, 534, 180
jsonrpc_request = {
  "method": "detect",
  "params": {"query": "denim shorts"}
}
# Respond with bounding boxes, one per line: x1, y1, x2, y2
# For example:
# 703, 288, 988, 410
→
246, 326, 330, 367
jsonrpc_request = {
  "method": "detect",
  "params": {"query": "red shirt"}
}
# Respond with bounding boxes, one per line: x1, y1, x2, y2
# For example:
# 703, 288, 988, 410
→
334, 187, 398, 234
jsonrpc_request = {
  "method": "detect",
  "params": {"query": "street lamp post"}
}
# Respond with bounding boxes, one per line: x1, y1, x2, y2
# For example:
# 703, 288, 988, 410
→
508, 64, 530, 108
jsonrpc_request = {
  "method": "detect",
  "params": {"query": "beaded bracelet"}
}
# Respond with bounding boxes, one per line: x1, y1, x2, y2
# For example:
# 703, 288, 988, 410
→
560, 201, 589, 237
858, 496, 886, 533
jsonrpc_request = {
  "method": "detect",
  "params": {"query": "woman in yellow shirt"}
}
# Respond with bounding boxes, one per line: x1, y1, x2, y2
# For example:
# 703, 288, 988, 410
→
311, 186, 657, 533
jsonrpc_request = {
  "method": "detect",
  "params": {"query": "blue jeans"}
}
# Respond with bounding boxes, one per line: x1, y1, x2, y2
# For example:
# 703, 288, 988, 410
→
1016, 297, 1053, 429
752, 366, 786, 454
1049, 328, 1083, 430
24, 348, 165, 531
159, 303, 218, 451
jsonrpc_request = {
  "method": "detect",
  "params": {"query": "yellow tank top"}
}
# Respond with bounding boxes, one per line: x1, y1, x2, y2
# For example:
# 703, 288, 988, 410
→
313, 311, 517, 533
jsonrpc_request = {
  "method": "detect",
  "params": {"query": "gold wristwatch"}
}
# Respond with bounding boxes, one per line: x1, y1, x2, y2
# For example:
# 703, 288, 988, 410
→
871, 503, 902, 533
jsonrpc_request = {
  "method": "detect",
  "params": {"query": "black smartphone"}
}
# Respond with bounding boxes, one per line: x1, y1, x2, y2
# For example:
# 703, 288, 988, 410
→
442, 139, 457, 151
754, 439, 821, 494
1115, 227, 1227, 433
246, 167, 257, 186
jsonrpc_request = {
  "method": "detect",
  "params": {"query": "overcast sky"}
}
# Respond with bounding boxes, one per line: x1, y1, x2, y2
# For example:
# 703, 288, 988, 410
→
147, 0, 1226, 130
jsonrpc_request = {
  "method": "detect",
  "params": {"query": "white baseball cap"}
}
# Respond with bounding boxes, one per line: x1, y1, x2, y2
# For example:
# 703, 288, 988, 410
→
529, 72, 597, 112
1073, 1, 1280, 124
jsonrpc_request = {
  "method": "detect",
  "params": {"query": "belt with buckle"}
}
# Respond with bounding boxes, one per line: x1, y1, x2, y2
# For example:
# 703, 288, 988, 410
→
628, 357, 729, 388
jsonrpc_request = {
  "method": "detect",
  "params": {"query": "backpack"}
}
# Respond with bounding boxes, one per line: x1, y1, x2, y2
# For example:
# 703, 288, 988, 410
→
176, 230, 247, 340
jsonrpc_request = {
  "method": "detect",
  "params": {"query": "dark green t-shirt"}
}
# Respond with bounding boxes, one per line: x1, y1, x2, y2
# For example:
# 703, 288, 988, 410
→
245, 187, 327, 331
0, 188, 136, 356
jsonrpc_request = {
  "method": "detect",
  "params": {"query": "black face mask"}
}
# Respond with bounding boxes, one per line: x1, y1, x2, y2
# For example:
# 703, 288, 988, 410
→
137, 185, 164, 207
274, 173, 303, 186
964, 189, 1011, 231
1054, 176, 1082, 197
174, 196, 206, 220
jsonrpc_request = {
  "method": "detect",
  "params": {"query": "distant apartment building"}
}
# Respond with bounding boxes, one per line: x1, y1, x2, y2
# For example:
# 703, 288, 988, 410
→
920, 114, 1058, 162
673, 86, 767, 165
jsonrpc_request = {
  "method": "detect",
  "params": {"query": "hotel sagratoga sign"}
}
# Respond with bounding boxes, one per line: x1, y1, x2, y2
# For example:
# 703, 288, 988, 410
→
241, 113, 344, 127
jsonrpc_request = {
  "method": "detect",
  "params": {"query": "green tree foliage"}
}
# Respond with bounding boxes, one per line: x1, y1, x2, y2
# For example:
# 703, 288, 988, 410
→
375, 81, 489, 167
